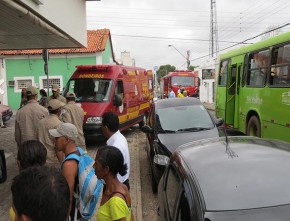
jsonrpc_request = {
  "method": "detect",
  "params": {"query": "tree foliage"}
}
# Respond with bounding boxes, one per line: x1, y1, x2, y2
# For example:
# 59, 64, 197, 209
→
188, 65, 196, 71
156, 64, 176, 83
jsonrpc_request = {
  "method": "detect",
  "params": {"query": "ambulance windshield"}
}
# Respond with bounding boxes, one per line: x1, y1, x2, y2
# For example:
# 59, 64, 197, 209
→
65, 78, 113, 102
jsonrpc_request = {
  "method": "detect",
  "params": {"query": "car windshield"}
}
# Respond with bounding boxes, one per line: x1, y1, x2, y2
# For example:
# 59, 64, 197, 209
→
156, 104, 214, 133
64, 78, 112, 102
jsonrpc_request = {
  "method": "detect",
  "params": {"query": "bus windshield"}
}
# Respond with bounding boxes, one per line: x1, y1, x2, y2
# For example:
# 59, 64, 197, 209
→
172, 76, 194, 86
64, 78, 113, 102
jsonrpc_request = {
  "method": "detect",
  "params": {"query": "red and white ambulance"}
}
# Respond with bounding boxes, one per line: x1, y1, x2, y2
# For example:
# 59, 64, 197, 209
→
63, 65, 154, 140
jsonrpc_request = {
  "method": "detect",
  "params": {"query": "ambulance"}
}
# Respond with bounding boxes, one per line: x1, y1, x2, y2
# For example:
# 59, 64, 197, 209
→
63, 65, 154, 140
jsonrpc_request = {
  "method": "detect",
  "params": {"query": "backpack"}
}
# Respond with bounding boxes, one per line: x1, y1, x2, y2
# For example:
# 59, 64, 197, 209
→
62, 147, 103, 220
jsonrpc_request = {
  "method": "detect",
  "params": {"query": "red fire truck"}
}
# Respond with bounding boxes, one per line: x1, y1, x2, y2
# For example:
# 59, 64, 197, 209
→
160, 70, 200, 98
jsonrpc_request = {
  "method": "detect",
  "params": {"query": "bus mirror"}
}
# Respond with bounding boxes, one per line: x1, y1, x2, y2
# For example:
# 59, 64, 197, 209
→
113, 94, 122, 106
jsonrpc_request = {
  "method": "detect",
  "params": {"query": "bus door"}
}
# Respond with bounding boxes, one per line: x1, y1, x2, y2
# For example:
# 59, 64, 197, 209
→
225, 64, 237, 125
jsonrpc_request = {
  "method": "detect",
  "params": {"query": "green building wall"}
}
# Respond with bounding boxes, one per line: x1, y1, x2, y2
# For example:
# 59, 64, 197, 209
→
102, 40, 113, 64
6, 56, 95, 109
5, 38, 114, 109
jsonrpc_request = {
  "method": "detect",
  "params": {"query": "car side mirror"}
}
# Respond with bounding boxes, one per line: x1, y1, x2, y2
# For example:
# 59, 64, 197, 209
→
113, 94, 122, 106
215, 118, 224, 127
141, 125, 154, 134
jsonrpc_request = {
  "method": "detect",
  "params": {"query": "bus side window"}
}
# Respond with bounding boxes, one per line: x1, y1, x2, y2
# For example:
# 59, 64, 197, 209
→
219, 60, 229, 86
270, 47, 279, 85
247, 50, 269, 87
229, 66, 236, 95
270, 45, 290, 86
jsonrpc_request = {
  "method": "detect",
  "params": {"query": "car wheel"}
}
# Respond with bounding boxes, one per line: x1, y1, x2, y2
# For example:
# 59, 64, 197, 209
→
246, 116, 261, 137
151, 167, 158, 194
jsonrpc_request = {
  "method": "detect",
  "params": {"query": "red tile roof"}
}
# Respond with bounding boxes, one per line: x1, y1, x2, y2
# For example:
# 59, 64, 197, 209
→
0, 29, 111, 55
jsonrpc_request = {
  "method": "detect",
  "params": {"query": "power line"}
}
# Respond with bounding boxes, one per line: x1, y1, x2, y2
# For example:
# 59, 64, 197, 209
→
190, 22, 290, 62
111, 34, 253, 44
220, 0, 289, 41
89, 20, 280, 31
219, 0, 285, 39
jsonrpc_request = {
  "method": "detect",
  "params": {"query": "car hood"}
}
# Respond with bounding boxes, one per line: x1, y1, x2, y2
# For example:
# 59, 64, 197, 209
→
157, 129, 220, 153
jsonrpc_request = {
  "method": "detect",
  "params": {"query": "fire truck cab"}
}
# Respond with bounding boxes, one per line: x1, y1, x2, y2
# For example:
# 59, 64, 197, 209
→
160, 70, 200, 98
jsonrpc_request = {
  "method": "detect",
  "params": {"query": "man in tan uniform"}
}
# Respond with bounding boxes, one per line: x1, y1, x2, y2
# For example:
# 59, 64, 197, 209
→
47, 84, 67, 105
15, 86, 48, 147
37, 99, 64, 166
60, 92, 86, 149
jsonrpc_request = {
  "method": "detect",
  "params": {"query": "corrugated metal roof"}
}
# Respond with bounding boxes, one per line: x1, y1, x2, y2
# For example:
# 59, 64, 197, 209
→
0, 29, 110, 55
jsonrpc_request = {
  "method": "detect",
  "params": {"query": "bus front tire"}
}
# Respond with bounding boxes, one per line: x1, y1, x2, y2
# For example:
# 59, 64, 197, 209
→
246, 116, 261, 137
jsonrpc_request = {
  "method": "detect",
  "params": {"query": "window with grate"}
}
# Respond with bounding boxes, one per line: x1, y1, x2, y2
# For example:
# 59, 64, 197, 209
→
246, 50, 269, 87
270, 44, 290, 87
17, 79, 32, 89
42, 78, 61, 89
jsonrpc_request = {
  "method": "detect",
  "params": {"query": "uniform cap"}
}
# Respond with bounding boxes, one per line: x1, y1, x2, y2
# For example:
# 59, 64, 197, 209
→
49, 123, 78, 141
52, 84, 60, 91
26, 86, 38, 96
66, 92, 76, 98
48, 99, 65, 111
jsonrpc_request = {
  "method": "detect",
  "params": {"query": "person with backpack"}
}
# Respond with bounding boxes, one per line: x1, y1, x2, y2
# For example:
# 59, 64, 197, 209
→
49, 122, 79, 220
49, 122, 102, 221
94, 145, 133, 221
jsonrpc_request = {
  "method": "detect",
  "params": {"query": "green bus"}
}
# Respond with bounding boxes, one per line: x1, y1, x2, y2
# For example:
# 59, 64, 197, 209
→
216, 31, 290, 143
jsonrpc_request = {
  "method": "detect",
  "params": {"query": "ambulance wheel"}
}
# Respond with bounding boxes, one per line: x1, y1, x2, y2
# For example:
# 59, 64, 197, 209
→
139, 114, 147, 129
246, 115, 261, 137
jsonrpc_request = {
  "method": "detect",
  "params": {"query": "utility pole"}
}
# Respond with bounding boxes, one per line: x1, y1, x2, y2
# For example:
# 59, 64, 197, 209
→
168, 45, 190, 70
42, 49, 49, 96
186, 50, 190, 69
209, 0, 219, 58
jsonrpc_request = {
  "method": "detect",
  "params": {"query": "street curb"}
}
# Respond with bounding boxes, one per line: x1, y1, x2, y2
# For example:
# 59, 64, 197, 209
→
135, 137, 142, 221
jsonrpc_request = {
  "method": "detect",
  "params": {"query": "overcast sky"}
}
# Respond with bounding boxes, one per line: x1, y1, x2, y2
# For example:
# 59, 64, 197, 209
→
86, 0, 290, 70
